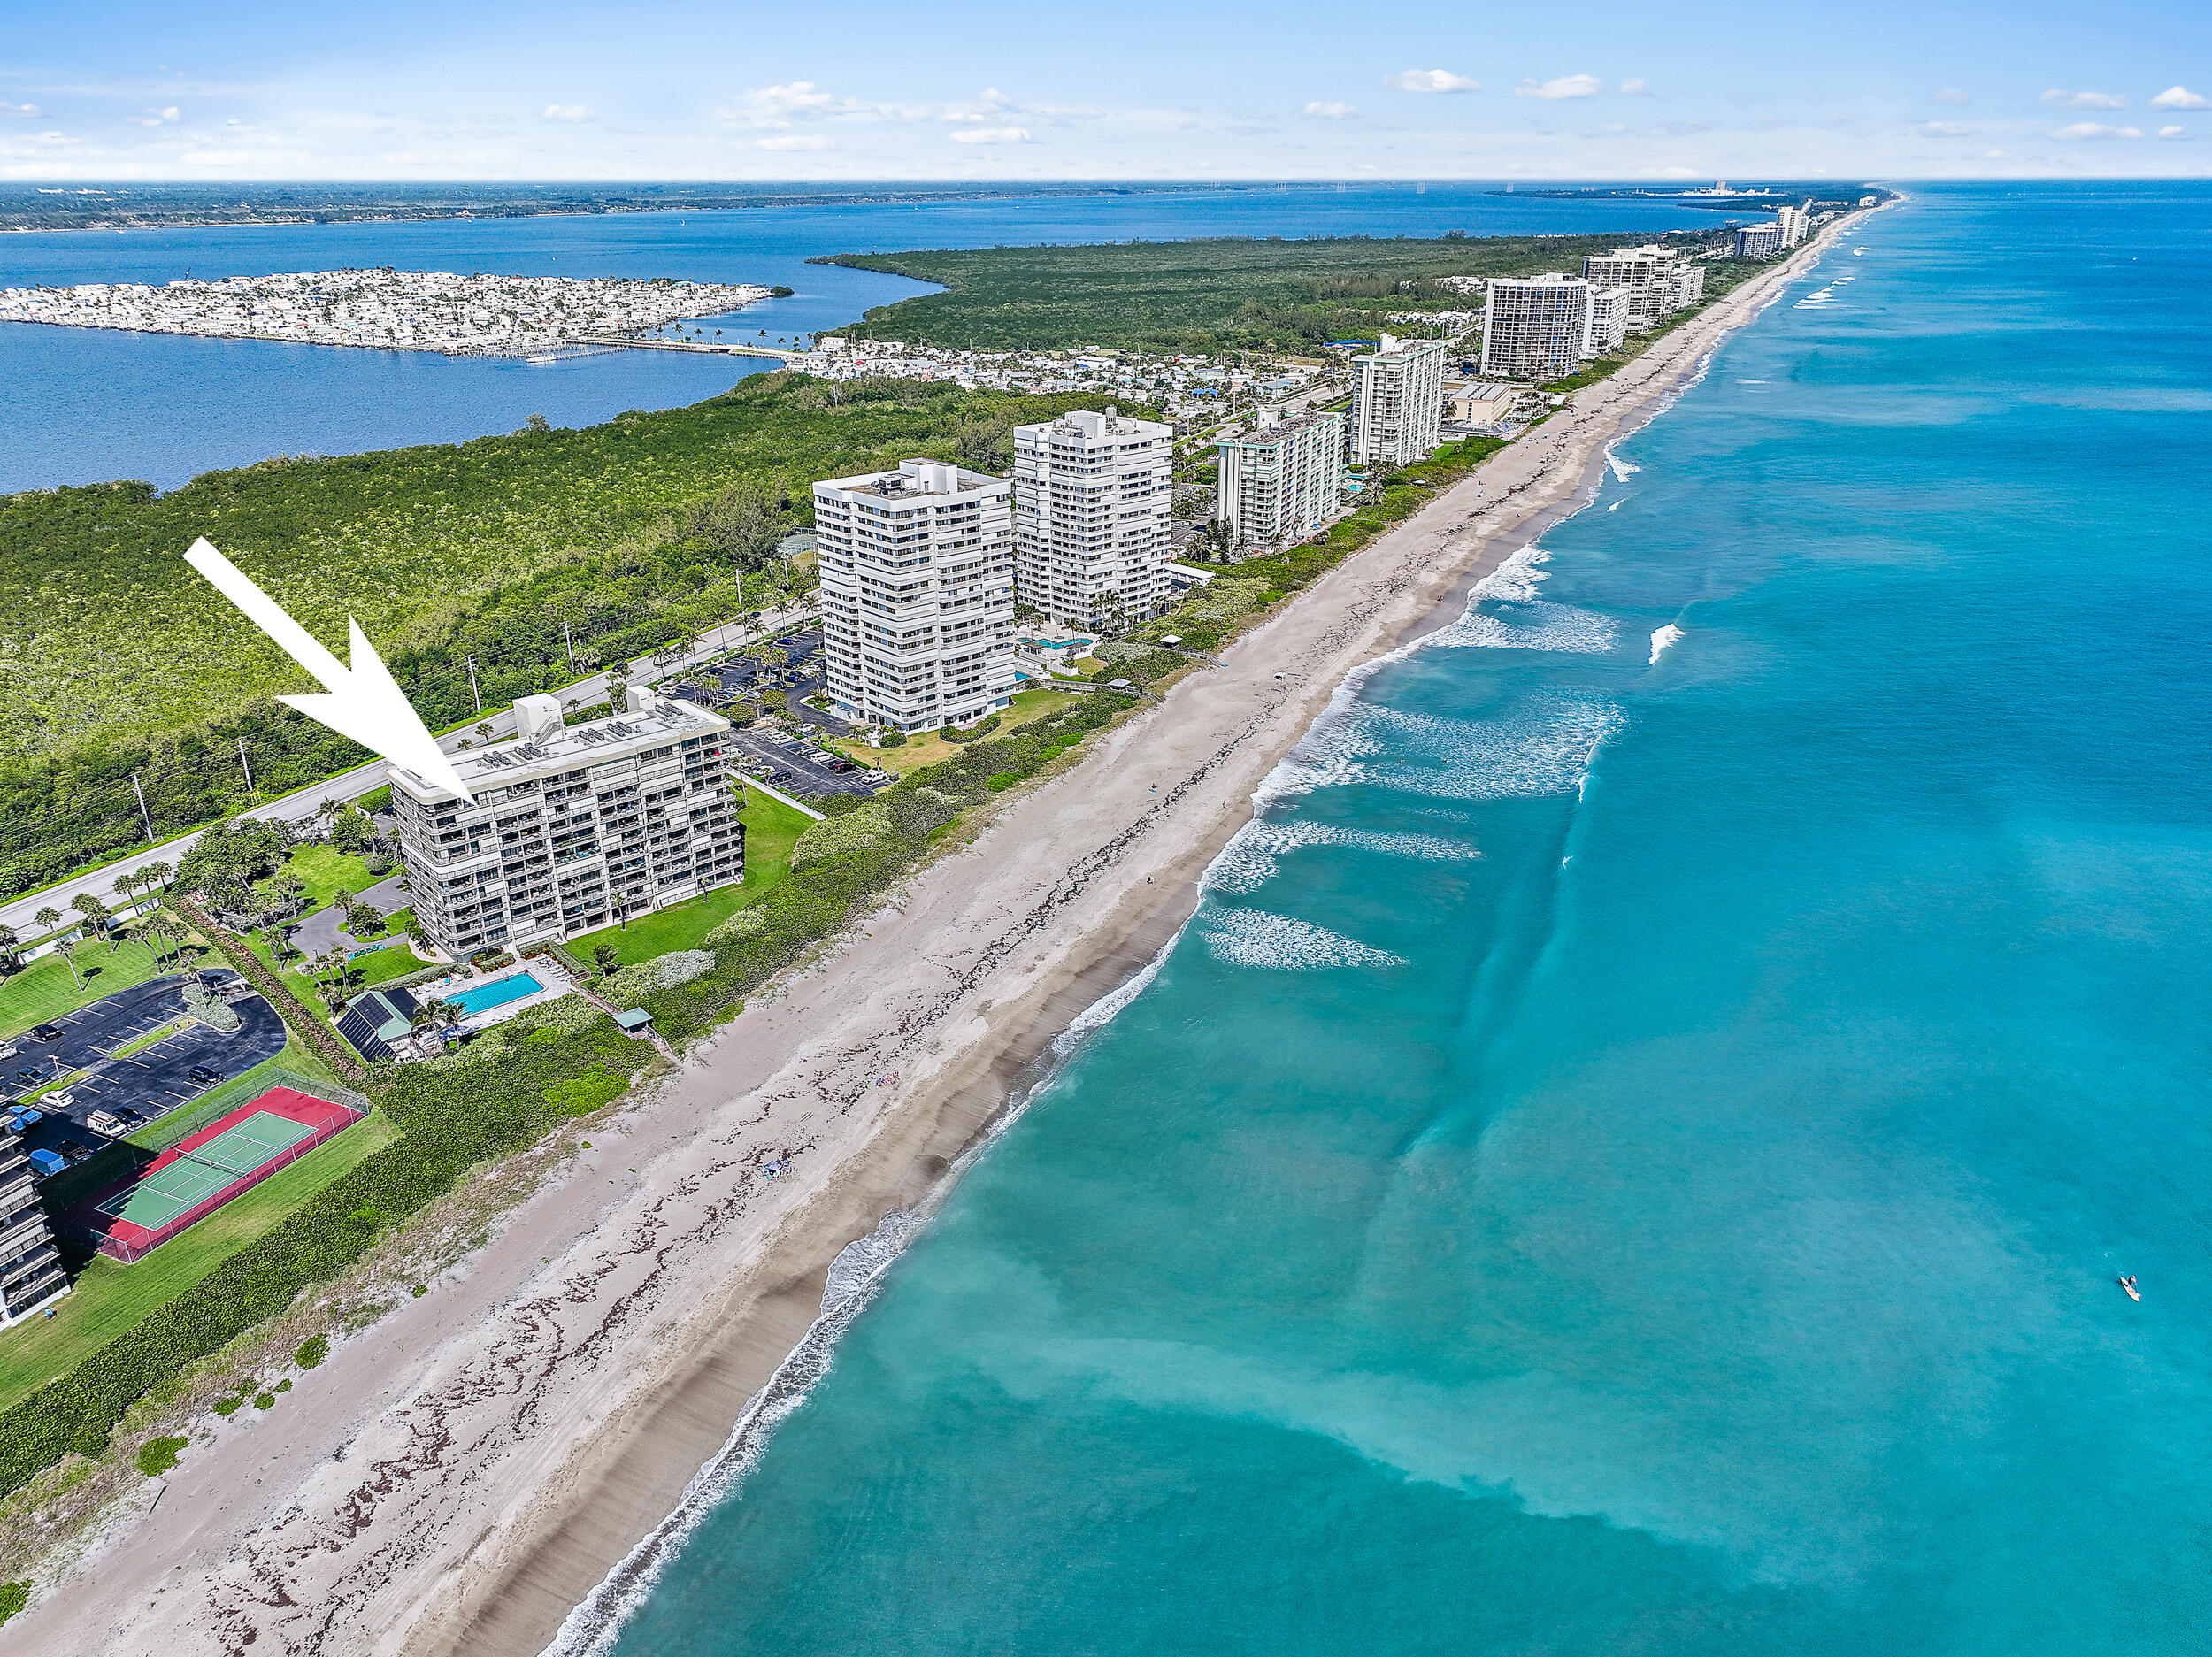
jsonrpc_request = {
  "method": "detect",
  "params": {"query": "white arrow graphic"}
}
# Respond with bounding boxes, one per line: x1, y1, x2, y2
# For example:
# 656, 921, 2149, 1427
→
184, 537, 477, 802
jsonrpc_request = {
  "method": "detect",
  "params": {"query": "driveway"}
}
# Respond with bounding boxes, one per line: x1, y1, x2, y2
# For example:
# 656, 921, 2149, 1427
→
4, 972, 289, 1159
289, 872, 410, 957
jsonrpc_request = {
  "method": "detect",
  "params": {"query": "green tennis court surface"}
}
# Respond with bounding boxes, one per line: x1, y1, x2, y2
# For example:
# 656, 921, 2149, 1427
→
96, 1110, 318, 1229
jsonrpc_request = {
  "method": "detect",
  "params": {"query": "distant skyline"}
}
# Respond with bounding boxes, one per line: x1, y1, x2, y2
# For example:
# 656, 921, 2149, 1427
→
6, 0, 2207, 181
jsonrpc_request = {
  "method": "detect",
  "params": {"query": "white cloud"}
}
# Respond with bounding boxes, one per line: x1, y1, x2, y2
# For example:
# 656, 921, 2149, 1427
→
1934, 88, 1970, 105
541, 104, 595, 123
1516, 74, 1603, 101
2051, 122, 2141, 140
1384, 70, 1479, 94
756, 134, 831, 150
718, 81, 865, 129
2158, 125, 2191, 140
1, 102, 43, 119
133, 106, 181, 127
949, 126, 1034, 143
2151, 86, 2209, 111
1914, 121, 1977, 137
1302, 100, 1357, 119
1617, 79, 1648, 96
2041, 88, 2127, 109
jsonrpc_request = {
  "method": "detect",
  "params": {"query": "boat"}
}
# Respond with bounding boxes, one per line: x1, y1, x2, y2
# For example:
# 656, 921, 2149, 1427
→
2119, 1275, 2140, 1302
525, 353, 559, 365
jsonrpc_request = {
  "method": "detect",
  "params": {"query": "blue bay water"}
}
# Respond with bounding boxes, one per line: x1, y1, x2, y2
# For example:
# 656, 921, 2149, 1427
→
590, 181, 2212, 1656
0, 182, 1724, 494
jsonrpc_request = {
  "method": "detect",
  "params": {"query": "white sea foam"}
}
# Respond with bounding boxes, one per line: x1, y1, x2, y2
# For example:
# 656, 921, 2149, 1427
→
1606, 499, 1626, 512
1205, 819, 1481, 895
1649, 624, 1685, 665
1604, 447, 1641, 482
1199, 908, 1406, 970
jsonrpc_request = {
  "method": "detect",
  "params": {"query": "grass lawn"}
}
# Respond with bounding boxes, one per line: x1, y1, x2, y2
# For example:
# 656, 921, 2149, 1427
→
0, 1108, 399, 1411
0, 935, 203, 1042
349, 934, 427, 987
284, 845, 379, 909
568, 791, 813, 969
823, 685, 1079, 779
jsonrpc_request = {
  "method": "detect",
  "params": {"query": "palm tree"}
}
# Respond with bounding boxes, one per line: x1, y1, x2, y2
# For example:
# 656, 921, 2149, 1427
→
73, 892, 116, 952
0, 924, 19, 975
591, 943, 620, 978
55, 937, 82, 989
137, 859, 173, 899
113, 869, 142, 914
34, 904, 61, 941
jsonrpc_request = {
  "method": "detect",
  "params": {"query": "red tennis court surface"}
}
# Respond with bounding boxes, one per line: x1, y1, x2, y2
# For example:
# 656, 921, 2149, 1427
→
72, 1085, 365, 1263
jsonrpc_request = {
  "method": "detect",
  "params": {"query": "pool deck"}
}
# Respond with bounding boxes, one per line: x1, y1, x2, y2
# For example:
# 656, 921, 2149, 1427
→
415, 958, 579, 1033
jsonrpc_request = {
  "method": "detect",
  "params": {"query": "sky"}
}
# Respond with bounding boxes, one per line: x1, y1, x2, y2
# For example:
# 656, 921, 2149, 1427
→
4, 0, 2208, 181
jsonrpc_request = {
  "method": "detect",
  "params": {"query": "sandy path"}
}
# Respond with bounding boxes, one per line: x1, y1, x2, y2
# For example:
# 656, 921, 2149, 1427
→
4, 212, 1865, 1657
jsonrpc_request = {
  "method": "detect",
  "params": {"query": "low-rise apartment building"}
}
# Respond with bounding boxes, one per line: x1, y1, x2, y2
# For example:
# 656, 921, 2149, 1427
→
1443, 381, 1525, 428
1351, 334, 1448, 468
1011, 407, 1177, 631
389, 690, 741, 957
1214, 407, 1347, 553
0, 1124, 67, 1327
814, 457, 1018, 733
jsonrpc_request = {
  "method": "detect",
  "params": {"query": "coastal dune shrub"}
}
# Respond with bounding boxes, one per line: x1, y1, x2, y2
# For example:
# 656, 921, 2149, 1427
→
789, 804, 895, 871
703, 908, 767, 946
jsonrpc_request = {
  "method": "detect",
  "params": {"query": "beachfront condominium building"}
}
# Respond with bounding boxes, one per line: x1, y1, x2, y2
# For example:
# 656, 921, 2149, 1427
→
1668, 264, 1707, 311
1351, 334, 1447, 468
0, 1123, 69, 1327
1586, 287, 1631, 356
1443, 381, 1524, 429
1776, 202, 1814, 248
388, 689, 741, 957
815, 457, 1018, 733
1011, 407, 1177, 632
1734, 223, 1786, 259
1480, 275, 1597, 380
1582, 243, 1694, 329
1215, 408, 1347, 554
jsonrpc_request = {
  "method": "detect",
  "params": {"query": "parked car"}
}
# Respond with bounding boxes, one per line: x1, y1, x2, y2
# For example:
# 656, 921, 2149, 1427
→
187, 1064, 221, 1085
12, 1067, 42, 1085
42, 1091, 77, 1110
0, 1044, 18, 1062
27, 1024, 64, 1041
87, 1109, 127, 1137
825, 760, 858, 774
26, 1148, 65, 1178
7, 1109, 42, 1131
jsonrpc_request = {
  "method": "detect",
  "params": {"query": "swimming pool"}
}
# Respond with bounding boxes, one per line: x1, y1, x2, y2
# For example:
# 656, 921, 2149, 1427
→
444, 972, 544, 1016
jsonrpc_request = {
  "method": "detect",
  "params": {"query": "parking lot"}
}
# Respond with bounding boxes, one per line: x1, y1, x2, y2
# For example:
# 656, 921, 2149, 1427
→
726, 726, 892, 799
3, 972, 289, 1165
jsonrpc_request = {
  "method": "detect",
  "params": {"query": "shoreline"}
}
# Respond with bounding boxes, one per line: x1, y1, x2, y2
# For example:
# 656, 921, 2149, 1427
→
0, 206, 1875, 1657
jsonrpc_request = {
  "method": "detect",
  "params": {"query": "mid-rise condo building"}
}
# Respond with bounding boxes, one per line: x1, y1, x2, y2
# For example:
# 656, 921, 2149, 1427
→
1776, 202, 1814, 248
0, 1124, 66, 1327
1581, 244, 1692, 328
389, 690, 741, 956
1586, 287, 1631, 355
1011, 407, 1177, 631
815, 457, 1018, 733
1480, 275, 1597, 380
1351, 334, 1448, 468
1668, 264, 1707, 310
1214, 408, 1347, 554
1734, 224, 1786, 258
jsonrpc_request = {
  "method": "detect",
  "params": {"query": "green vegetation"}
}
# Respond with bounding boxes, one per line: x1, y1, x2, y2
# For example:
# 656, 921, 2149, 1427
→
0, 932, 197, 1042
134, 1436, 188, 1477
295, 1333, 327, 1369
0, 1109, 396, 1412
814, 230, 1714, 354
567, 790, 812, 970
0, 377, 1140, 901
282, 846, 376, 909
0, 1582, 25, 1628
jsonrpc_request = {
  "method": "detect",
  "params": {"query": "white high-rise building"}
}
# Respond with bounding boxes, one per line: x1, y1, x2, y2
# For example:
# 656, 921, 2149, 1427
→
1586, 288, 1631, 355
814, 457, 1017, 733
1582, 243, 1693, 328
389, 690, 741, 956
1668, 264, 1707, 310
1011, 407, 1176, 632
1734, 224, 1786, 258
1480, 276, 1595, 380
1215, 408, 1346, 554
1776, 202, 1814, 248
1351, 334, 1447, 468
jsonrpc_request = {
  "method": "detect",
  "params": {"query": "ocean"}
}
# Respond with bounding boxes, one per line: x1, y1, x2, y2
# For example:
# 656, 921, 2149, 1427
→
572, 181, 2212, 1656
0, 181, 1723, 495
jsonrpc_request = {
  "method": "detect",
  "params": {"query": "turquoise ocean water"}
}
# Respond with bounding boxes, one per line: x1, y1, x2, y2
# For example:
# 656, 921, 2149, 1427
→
580, 183, 2212, 1655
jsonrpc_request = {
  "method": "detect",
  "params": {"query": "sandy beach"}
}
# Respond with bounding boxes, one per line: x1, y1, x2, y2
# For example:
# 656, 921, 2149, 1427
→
2, 211, 1866, 1657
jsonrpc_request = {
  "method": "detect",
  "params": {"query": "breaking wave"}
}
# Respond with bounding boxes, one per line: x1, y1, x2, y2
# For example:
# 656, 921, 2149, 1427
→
1649, 624, 1685, 665
1199, 908, 1407, 970
1205, 819, 1482, 896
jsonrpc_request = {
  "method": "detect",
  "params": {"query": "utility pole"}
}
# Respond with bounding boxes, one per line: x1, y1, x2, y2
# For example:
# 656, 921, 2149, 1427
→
465, 656, 483, 715
237, 737, 256, 796
130, 771, 156, 842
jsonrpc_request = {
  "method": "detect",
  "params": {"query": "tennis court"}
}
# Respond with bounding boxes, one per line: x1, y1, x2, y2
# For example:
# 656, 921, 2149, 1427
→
71, 1081, 367, 1262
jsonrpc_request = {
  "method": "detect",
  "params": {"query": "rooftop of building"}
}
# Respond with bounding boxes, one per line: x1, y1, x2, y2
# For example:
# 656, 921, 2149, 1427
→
816, 456, 1003, 500
390, 689, 729, 805
1017, 405, 1172, 441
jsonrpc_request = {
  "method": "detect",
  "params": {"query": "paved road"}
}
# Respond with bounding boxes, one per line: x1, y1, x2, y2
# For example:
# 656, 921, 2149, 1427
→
0, 602, 819, 947
4, 971, 288, 1162
289, 872, 410, 958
